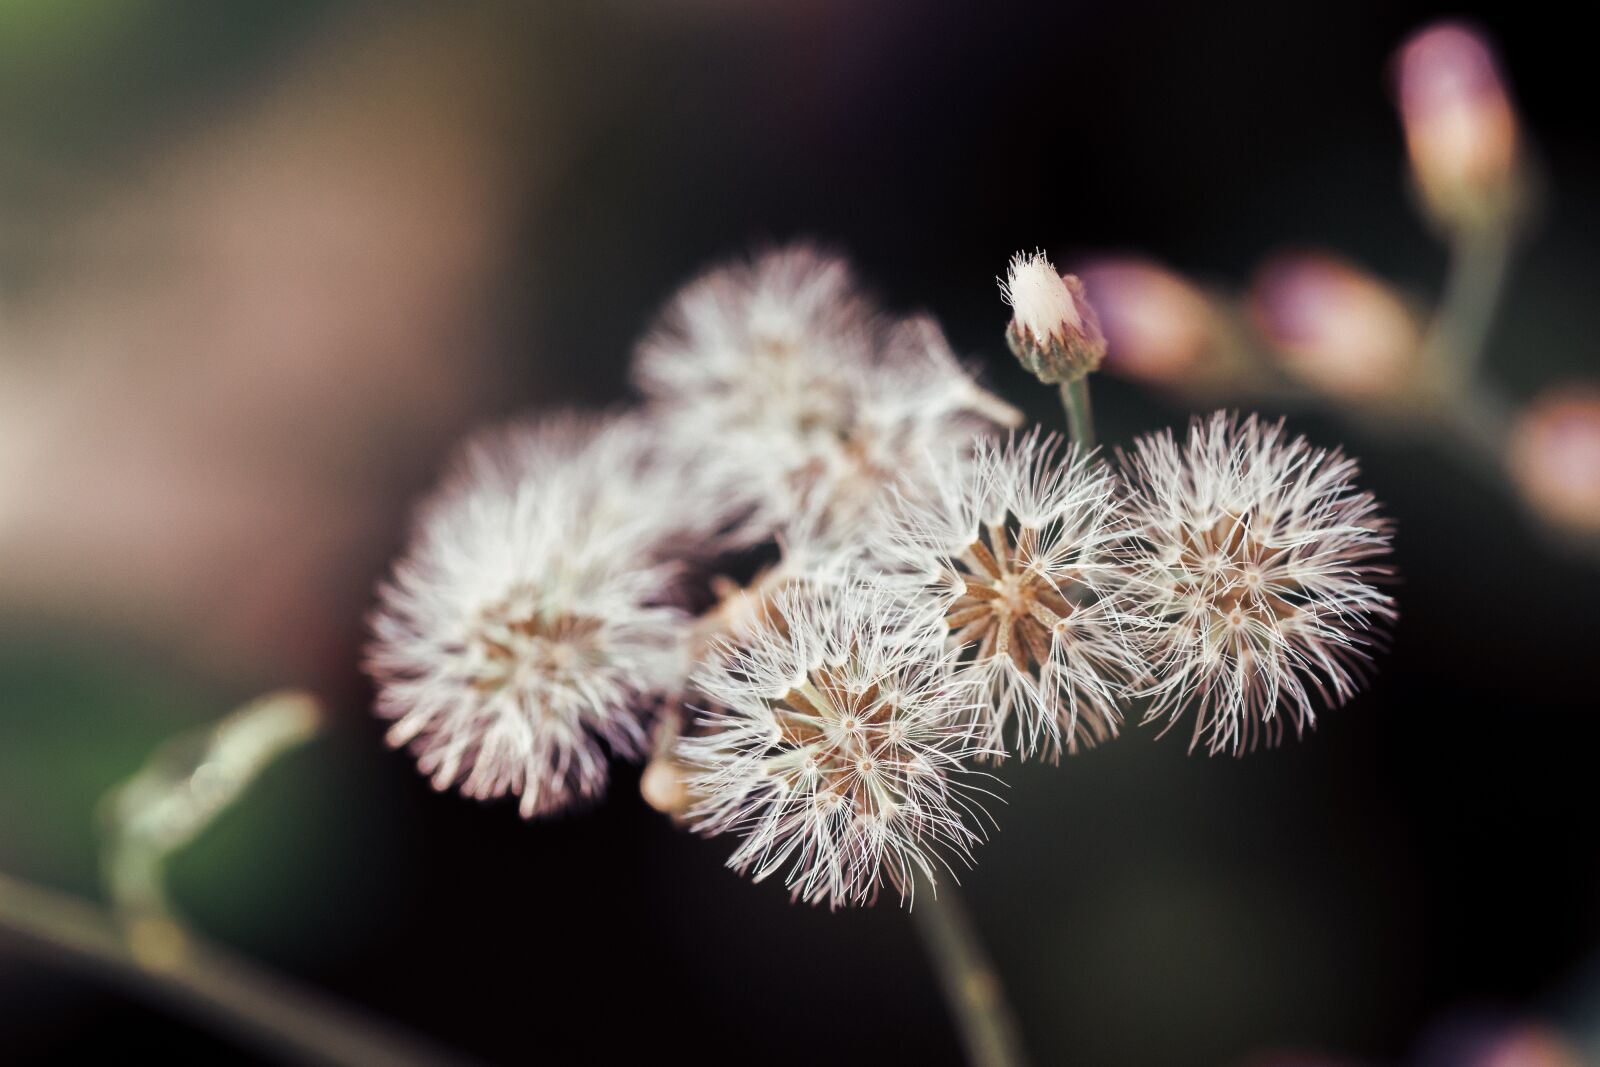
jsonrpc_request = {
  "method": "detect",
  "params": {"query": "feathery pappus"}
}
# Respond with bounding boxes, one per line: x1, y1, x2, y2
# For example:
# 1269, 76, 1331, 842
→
1118, 411, 1396, 754
633, 245, 1019, 547
678, 578, 995, 907
367, 413, 729, 818
880, 431, 1140, 758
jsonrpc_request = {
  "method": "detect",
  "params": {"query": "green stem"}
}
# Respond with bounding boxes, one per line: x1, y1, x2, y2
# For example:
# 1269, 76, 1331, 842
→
1060, 377, 1095, 451
0, 870, 461, 1067
1422, 220, 1515, 395
912, 874, 1030, 1067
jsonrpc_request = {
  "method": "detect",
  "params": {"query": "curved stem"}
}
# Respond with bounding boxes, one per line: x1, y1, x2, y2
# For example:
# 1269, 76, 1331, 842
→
1060, 378, 1095, 451
1421, 220, 1515, 395
912, 874, 1030, 1067
0, 869, 462, 1067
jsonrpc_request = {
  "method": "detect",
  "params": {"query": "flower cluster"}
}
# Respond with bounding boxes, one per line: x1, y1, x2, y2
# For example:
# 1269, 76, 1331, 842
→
367, 243, 1396, 907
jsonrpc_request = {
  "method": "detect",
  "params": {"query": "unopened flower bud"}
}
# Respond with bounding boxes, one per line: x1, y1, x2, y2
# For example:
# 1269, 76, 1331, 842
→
1250, 251, 1422, 403
1000, 251, 1106, 384
1077, 257, 1216, 388
1394, 21, 1522, 232
1509, 389, 1600, 533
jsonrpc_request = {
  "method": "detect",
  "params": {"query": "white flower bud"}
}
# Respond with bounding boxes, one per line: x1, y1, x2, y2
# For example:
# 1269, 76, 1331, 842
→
999, 251, 1106, 384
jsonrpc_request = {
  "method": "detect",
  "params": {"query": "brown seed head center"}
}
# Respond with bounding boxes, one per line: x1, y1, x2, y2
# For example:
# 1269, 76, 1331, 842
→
945, 521, 1079, 676
1176, 512, 1302, 625
772, 662, 910, 818
472, 605, 601, 691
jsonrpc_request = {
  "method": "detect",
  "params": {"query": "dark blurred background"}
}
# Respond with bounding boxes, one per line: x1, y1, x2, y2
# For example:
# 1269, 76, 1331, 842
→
3, 2, 1597, 1064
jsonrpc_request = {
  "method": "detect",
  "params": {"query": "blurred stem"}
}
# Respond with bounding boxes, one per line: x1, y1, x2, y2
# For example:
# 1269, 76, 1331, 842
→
912, 874, 1030, 1067
0, 869, 460, 1067
1422, 219, 1515, 396
1060, 377, 1095, 450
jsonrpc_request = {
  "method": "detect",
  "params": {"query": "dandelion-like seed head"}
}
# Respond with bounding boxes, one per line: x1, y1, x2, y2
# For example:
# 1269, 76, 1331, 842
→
884, 432, 1138, 759
679, 579, 991, 908
1000, 250, 1106, 385
367, 413, 712, 818
635, 245, 1016, 546
1120, 412, 1396, 754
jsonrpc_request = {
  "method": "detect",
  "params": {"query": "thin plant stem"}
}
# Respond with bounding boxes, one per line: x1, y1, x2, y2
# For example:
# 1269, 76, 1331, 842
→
912, 873, 1030, 1067
1060, 377, 1095, 450
0, 869, 463, 1067
1421, 219, 1515, 395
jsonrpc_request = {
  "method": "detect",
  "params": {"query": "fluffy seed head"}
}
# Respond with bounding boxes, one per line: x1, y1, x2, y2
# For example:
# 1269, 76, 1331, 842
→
635, 245, 1016, 547
367, 413, 715, 818
1119, 412, 1395, 754
881, 431, 1139, 758
1000, 251, 1106, 384
679, 579, 993, 908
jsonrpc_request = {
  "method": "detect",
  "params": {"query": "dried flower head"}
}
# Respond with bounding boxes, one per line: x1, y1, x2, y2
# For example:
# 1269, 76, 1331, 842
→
634, 245, 1017, 545
1120, 412, 1395, 754
679, 579, 992, 907
882, 432, 1138, 758
1000, 250, 1107, 385
367, 413, 713, 818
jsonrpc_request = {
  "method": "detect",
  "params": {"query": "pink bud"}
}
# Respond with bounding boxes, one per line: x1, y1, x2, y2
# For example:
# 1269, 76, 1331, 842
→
1394, 22, 1520, 229
1251, 252, 1421, 402
1078, 257, 1215, 387
1509, 389, 1600, 532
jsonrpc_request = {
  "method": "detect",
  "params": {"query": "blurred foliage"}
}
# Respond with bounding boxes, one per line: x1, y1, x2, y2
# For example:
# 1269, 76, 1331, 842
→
0, 631, 215, 893
0, 0, 335, 157
0, 631, 393, 963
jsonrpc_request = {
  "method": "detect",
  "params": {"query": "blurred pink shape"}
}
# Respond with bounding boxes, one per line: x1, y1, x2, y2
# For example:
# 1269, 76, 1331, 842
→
1472, 1026, 1586, 1067
1509, 388, 1600, 533
1394, 21, 1520, 228
1250, 251, 1421, 403
1077, 256, 1215, 387
0, 11, 541, 681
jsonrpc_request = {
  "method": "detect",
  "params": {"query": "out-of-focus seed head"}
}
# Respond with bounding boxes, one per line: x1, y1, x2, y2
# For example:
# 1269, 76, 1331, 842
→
1000, 251, 1107, 385
634, 245, 1015, 548
366, 413, 712, 819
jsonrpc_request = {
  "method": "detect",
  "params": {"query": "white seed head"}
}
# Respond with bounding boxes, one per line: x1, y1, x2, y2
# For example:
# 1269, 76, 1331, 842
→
367, 413, 716, 818
1119, 412, 1396, 754
880, 431, 1140, 759
679, 579, 993, 908
634, 245, 1015, 548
